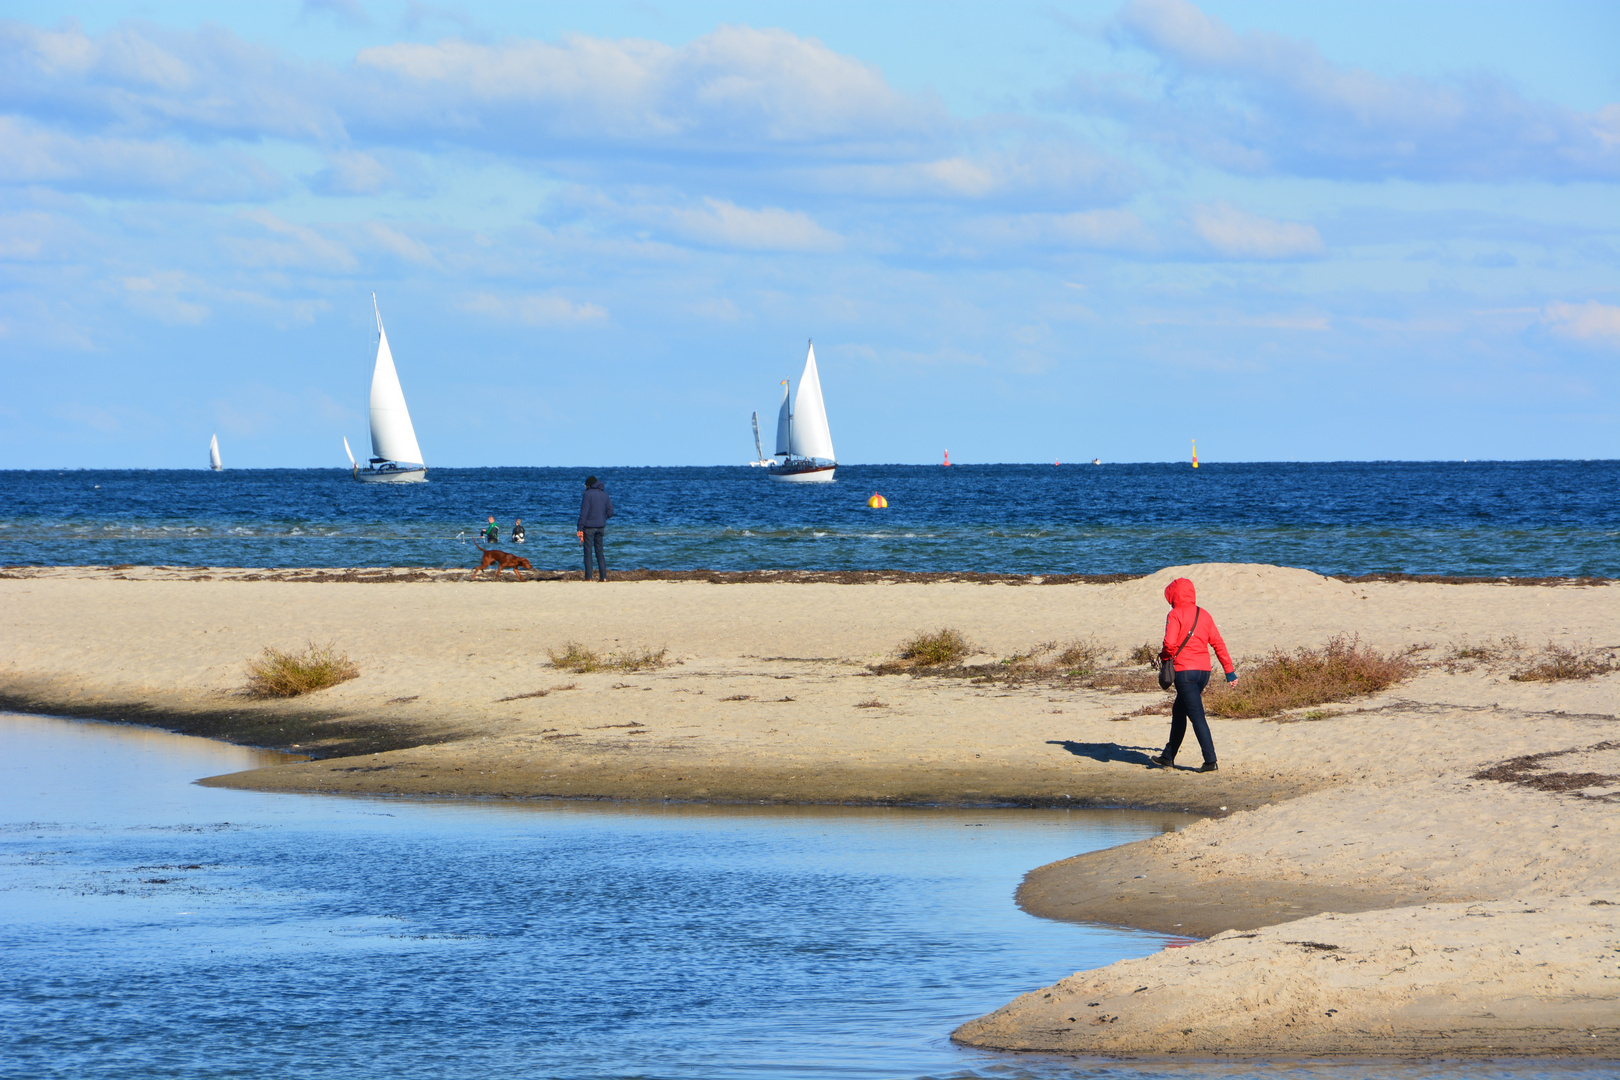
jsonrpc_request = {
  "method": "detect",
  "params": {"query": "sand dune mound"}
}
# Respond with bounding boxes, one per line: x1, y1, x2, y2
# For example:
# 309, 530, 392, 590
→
1133, 563, 1355, 606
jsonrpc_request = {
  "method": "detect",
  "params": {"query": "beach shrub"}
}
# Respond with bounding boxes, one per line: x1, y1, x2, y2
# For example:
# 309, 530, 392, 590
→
1053, 638, 1109, 675
1085, 668, 1164, 693
1129, 642, 1160, 667
896, 628, 971, 667
1440, 635, 1523, 672
548, 642, 668, 673
611, 646, 669, 672
1205, 635, 1415, 719
1001, 638, 1110, 678
1510, 644, 1617, 682
548, 642, 603, 672
1451, 635, 1522, 662
245, 642, 359, 697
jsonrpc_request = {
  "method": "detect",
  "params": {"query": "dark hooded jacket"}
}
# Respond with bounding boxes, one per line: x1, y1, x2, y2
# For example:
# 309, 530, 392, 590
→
1160, 577, 1235, 675
577, 482, 615, 530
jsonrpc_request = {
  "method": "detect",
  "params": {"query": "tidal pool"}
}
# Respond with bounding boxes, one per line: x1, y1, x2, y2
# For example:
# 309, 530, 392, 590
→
0, 713, 1606, 1080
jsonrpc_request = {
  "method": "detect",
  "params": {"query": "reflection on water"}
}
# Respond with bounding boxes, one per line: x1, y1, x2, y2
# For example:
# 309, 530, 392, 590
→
0, 714, 1607, 1080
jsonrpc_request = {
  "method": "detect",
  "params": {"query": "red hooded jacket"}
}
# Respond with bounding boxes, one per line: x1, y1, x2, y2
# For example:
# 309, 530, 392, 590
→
1160, 578, 1235, 675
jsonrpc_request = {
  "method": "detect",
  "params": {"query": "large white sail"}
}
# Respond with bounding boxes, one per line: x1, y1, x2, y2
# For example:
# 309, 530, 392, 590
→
774, 380, 792, 456
208, 432, 222, 471
368, 294, 425, 467
787, 342, 835, 462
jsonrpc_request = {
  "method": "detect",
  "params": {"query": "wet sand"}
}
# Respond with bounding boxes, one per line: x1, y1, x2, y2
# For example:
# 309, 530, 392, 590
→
1, 562, 1616, 1057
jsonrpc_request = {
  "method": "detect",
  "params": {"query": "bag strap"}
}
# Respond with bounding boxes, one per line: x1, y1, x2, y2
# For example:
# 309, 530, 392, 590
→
1171, 608, 1201, 659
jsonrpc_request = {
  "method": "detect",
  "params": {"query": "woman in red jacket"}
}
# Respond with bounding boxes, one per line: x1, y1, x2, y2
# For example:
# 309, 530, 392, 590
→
1151, 577, 1237, 772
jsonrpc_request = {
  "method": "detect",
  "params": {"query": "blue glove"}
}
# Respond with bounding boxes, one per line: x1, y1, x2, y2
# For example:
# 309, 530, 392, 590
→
1226, 671, 1238, 683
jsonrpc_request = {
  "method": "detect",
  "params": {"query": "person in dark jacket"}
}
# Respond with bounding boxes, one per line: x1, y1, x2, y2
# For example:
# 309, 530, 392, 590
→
577, 476, 614, 581
511, 518, 525, 544
1151, 577, 1237, 772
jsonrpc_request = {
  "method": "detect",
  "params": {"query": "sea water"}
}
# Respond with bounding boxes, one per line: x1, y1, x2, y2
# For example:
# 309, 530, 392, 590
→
1, 461, 1617, 576
1, 713, 1610, 1080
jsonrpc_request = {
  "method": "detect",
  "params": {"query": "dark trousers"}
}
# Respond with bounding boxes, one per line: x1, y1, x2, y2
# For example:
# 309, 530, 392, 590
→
1164, 668, 1216, 765
581, 527, 606, 580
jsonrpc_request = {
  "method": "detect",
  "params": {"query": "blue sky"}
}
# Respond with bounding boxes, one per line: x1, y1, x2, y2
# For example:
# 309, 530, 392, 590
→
2, 0, 1618, 468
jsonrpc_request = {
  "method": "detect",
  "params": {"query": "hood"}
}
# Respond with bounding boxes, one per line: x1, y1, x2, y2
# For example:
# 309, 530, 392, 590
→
588, 481, 606, 491
1164, 577, 1196, 608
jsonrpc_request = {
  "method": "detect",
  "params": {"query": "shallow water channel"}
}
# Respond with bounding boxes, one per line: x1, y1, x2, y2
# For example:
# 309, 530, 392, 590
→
0, 713, 1607, 1080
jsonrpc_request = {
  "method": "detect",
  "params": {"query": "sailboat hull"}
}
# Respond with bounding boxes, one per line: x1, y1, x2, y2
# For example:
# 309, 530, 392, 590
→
767, 461, 836, 483
355, 463, 427, 483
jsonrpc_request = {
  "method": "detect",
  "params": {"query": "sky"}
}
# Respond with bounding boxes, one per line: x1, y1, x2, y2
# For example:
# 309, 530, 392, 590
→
2, 0, 1618, 469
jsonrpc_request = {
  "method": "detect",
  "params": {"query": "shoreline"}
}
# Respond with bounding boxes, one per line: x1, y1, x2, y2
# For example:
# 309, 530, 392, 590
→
2, 562, 1616, 1057
2, 563, 1613, 588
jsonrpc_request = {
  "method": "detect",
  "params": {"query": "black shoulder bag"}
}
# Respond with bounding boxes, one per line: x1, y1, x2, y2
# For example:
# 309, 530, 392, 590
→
1158, 608, 1201, 690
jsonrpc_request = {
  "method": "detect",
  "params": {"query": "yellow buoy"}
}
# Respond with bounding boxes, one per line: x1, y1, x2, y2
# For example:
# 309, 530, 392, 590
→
867, 493, 888, 508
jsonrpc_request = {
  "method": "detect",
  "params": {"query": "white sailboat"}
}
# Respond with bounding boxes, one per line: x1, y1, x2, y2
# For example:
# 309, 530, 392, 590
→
348, 294, 427, 483
208, 432, 222, 471
768, 340, 836, 483
747, 411, 772, 466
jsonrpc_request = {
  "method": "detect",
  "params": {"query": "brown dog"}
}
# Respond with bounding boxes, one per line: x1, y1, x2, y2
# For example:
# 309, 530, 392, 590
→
471, 545, 532, 580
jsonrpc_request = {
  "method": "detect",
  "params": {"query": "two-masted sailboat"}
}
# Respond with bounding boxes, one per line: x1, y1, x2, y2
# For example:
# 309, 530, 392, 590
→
344, 294, 427, 483
768, 340, 836, 483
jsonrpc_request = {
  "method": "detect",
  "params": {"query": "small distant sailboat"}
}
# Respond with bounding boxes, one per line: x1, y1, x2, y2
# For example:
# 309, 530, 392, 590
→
747, 411, 772, 466
348, 294, 427, 483
208, 432, 222, 471
1192, 439, 1199, 469
1092, 457, 1101, 465
768, 340, 836, 483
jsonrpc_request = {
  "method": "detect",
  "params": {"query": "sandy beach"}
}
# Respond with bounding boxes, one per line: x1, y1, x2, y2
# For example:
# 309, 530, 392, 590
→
2, 562, 1615, 1057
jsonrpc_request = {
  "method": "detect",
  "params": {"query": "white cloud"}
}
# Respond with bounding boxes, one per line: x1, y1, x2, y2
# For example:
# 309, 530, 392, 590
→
364, 222, 435, 265
307, 150, 394, 195
0, 20, 346, 142
1190, 202, 1323, 259
690, 297, 742, 321
1079, 0, 1620, 182
1, 19, 1144, 217
664, 198, 842, 252
814, 140, 1139, 206
352, 24, 939, 150
1138, 310, 1331, 331
460, 293, 608, 326
1542, 300, 1620, 348
957, 208, 1154, 255
301, 0, 372, 28
0, 211, 54, 259
0, 115, 284, 200
227, 210, 357, 270
120, 270, 209, 324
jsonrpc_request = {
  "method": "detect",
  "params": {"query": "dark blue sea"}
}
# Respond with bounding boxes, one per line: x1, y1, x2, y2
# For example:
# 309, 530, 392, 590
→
1, 461, 1616, 576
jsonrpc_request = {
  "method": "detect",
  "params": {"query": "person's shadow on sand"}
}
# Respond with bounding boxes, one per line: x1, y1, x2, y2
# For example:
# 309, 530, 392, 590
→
1047, 740, 1161, 767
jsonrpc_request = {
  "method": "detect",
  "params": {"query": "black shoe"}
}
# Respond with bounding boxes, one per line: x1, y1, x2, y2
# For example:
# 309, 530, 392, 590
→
1148, 755, 1173, 768
1197, 761, 1219, 773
